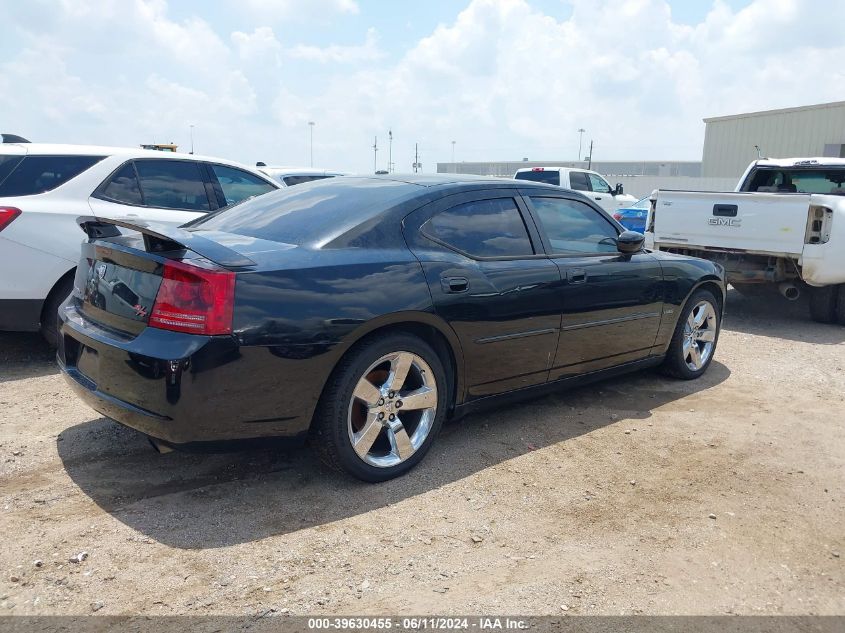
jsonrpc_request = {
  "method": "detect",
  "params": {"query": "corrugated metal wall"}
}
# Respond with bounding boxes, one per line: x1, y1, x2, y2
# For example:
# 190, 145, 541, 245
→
702, 102, 845, 178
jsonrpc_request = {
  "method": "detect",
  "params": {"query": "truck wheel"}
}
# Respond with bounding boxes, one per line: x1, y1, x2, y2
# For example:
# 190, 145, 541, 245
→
661, 289, 721, 380
835, 286, 845, 326
808, 285, 839, 324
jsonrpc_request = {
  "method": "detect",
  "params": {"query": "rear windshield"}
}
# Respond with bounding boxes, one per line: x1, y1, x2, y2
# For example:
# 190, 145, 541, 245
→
282, 175, 332, 186
744, 167, 845, 195
189, 177, 418, 245
0, 155, 105, 196
514, 170, 560, 186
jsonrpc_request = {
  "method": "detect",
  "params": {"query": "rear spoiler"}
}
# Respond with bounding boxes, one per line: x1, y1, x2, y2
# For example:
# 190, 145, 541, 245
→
76, 216, 256, 269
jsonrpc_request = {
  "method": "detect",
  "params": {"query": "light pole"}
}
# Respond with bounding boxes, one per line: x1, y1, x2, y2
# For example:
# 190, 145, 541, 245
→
189, 124, 195, 154
308, 121, 315, 167
577, 128, 585, 161
373, 136, 378, 173
388, 129, 393, 173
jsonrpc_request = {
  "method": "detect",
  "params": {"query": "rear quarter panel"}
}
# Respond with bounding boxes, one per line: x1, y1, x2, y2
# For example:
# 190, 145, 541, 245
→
226, 248, 441, 433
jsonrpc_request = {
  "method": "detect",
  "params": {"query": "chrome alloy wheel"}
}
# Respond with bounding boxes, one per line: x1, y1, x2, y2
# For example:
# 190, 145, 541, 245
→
347, 351, 438, 468
683, 300, 717, 371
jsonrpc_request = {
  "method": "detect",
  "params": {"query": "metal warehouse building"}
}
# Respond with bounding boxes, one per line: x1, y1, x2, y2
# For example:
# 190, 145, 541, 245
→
702, 100, 845, 177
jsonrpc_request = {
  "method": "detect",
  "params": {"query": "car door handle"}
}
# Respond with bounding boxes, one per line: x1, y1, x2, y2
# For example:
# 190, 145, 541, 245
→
594, 196, 602, 201
441, 276, 469, 293
567, 268, 587, 284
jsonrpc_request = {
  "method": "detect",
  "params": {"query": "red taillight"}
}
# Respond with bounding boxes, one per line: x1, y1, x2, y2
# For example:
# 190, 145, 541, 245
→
613, 213, 623, 220
0, 207, 21, 232
531, 167, 544, 171
148, 260, 235, 335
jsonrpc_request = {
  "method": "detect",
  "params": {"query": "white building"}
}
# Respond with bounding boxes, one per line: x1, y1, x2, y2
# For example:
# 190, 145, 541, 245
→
702, 101, 845, 177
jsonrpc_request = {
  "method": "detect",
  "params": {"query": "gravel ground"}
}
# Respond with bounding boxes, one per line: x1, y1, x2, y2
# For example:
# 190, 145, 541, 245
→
0, 289, 842, 616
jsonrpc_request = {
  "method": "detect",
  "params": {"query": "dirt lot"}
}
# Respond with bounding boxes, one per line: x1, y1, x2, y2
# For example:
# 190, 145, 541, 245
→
0, 289, 843, 616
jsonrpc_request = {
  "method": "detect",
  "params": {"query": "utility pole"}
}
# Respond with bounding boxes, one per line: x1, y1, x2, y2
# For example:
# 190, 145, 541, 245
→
388, 129, 393, 173
189, 124, 195, 154
308, 121, 315, 167
413, 143, 421, 173
587, 140, 593, 170
577, 128, 585, 161
373, 136, 378, 173
451, 140, 456, 165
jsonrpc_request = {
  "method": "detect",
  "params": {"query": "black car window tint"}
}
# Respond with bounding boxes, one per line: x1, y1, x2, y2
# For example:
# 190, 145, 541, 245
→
135, 159, 210, 211
209, 164, 276, 205
97, 162, 143, 205
0, 155, 105, 196
282, 175, 331, 186
568, 171, 590, 191
530, 197, 618, 255
425, 198, 533, 258
514, 170, 560, 185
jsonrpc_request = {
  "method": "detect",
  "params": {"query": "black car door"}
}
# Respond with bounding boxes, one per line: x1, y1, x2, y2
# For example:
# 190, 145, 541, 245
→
520, 191, 664, 380
404, 190, 562, 398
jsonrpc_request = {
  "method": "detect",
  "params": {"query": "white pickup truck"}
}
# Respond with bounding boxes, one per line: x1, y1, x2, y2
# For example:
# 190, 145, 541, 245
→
645, 157, 845, 324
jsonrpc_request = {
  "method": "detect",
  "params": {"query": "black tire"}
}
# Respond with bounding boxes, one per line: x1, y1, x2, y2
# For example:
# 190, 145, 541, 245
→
40, 274, 74, 348
310, 333, 449, 482
809, 285, 839, 324
835, 285, 845, 326
661, 289, 721, 380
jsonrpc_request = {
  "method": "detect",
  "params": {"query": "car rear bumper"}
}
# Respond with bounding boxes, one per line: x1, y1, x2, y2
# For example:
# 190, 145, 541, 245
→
58, 302, 317, 445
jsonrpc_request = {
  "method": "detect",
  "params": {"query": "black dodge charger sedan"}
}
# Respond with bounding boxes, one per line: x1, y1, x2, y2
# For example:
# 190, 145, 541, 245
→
58, 174, 725, 481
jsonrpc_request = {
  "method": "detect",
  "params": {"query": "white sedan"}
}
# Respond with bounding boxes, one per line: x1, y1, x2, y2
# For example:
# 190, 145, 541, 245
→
0, 142, 279, 344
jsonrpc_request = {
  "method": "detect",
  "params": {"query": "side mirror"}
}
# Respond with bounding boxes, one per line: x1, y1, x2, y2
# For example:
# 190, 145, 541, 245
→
617, 230, 644, 254
614, 183, 624, 196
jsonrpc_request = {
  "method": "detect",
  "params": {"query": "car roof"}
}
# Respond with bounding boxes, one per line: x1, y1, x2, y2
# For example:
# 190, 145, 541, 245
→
514, 166, 589, 173
0, 143, 278, 186
753, 157, 845, 168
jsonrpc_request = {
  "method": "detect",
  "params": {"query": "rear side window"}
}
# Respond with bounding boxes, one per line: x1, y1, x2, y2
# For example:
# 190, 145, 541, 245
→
210, 164, 276, 205
283, 175, 331, 186
529, 196, 618, 255
514, 170, 560, 186
0, 155, 104, 196
424, 198, 533, 258
134, 159, 210, 211
568, 171, 590, 191
97, 162, 143, 205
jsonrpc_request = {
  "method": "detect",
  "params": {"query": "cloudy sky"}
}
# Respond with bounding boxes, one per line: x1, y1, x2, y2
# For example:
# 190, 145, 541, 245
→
2, 0, 843, 173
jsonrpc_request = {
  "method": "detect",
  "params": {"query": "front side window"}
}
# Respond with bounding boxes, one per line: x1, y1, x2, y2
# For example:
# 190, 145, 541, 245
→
424, 198, 533, 258
568, 171, 590, 191
530, 197, 618, 255
210, 164, 276, 206
587, 173, 612, 193
134, 159, 210, 211
97, 162, 143, 205
0, 155, 104, 196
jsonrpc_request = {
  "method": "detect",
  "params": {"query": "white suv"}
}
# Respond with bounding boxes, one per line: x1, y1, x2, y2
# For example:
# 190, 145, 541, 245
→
256, 164, 348, 187
0, 143, 279, 344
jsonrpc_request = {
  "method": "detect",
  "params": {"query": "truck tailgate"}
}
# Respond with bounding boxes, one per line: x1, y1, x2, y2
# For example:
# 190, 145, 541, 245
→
652, 191, 811, 256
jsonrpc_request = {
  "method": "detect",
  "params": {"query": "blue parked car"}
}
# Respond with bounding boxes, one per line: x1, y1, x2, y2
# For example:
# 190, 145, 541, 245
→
612, 196, 650, 233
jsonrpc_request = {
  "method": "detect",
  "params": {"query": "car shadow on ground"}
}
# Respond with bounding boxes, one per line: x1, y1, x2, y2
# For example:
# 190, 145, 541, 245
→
57, 360, 730, 549
722, 288, 845, 345
0, 332, 57, 383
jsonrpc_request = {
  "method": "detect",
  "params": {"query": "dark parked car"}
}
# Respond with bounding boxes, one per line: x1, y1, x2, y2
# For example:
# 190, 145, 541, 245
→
58, 175, 725, 481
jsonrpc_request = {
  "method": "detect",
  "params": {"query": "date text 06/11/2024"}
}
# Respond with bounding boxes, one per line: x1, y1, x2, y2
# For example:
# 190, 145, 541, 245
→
306, 617, 529, 630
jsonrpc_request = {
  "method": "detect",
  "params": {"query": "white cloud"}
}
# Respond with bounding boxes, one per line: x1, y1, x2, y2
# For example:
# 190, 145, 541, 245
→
288, 28, 383, 63
238, 0, 359, 21
2, 0, 844, 174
